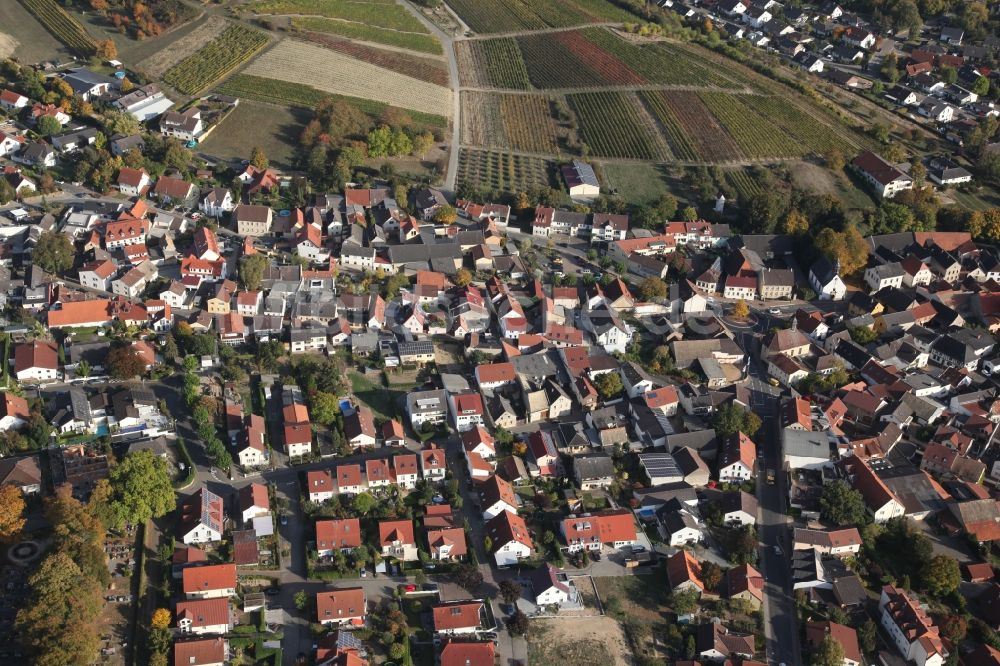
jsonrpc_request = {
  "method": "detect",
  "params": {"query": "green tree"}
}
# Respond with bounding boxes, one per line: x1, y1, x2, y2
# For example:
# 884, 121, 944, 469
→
681, 206, 698, 221
701, 561, 723, 591
33, 231, 74, 274
75, 360, 91, 378
454, 562, 484, 592
880, 52, 900, 83
498, 580, 522, 605
239, 254, 268, 291
352, 492, 376, 515
812, 634, 845, 666
106, 346, 147, 379
388, 128, 412, 156
367, 126, 393, 157
36, 115, 62, 136
0, 179, 15, 205
921, 555, 960, 596
973, 76, 990, 97
849, 326, 877, 345
294, 590, 309, 610
106, 450, 175, 529
637, 277, 667, 301
102, 109, 140, 137
711, 403, 761, 437
815, 225, 868, 275
668, 587, 699, 614
820, 480, 867, 526
592, 371, 624, 400
858, 619, 877, 654
311, 392, 340, 426
940, 65, 958, 84
389, 643, 407, 660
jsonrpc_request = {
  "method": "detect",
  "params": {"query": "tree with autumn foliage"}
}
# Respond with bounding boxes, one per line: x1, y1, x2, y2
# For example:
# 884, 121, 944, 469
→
151, 608, 171, 629
94, 39, 117, 60
18, 551, 103, 665
0, 485, 26, 542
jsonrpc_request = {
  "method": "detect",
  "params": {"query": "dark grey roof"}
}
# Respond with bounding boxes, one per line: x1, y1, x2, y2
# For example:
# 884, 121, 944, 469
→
573, 454, 614, 480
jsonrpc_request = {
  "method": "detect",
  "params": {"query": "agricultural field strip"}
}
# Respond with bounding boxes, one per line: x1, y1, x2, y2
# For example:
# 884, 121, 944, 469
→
459, 91, 560, 154
290, 17, 441, 55
164, 23, 269, 95
455, 39, 530, 90
16, 0, 96, 54
138, 15, 230, 78
216, 74, 447, 128
242, 39, 451, 117
251, 0, 430, 34
456, 148, 553, 193
568, 91, 670, 161
460, 27, 754, 91
444, 0, 634, 34
299, 31, 448, 86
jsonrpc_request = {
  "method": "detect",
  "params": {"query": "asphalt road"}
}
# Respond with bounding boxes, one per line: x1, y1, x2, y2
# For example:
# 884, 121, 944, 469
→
734, 321, 802, 666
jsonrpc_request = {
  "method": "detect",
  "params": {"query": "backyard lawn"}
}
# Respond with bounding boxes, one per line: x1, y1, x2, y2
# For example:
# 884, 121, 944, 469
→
349, 371, 403, 421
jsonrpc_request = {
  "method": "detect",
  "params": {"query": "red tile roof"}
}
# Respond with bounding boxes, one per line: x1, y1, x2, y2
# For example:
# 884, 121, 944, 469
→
317, 518, 362, 551
316, 587, 366, 623
173, 637, 227, 666
182, 563, 236, 595
805, 620, 862, 665
485, 511, 533, 551
175, 598, 229, 629
439, 641, 495, 666
428, 526, 467, 558
561, 509, 637, 547
667, 550, 704, 591
432, 601, 482, 631
14, 339, 57, 373
378, 519, 415, 546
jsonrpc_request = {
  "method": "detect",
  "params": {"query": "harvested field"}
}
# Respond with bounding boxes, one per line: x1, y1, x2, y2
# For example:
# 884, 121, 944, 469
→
455, 39, 530, 90
0, 0, 65, 62
243, 39, 451, 117
252, 0, 429, 33
527, 617, 629, 666
298, 32, 447, 86
138, 15, 229, 78
569, 91, 670, 160
290, 16, 440, 54
216, 74, 448, 129
460, 92, 561, 153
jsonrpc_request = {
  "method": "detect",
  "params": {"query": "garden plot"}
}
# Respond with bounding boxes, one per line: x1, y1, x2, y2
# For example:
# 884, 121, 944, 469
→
243, 39, 451, 117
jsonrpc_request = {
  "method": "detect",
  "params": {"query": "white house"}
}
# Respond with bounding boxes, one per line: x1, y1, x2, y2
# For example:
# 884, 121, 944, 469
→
851, 151, 913, 199
486, 511, 533, 567
179, 489, 225, 545
479, 475, 518, 521
529, 563, 576, 607
175, 599, 231, 635
78, 260, 117, 291
809, 256, 847, 301
200, 188, 235, 218
878, 585, 947, 666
